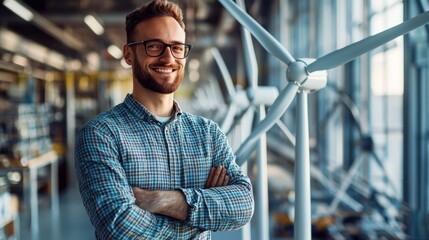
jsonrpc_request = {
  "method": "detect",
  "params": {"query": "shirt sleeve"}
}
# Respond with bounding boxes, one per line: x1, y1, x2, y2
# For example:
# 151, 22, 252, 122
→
75, 123, 180, 239
179, 123, 255, 231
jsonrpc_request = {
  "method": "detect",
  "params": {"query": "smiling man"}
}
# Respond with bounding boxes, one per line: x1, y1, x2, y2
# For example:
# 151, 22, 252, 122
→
74, 0, 254, 239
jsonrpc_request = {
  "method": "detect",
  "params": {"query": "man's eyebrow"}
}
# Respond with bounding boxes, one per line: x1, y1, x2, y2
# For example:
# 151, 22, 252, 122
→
165, 40, 186, 45
149, 38, 186, 44
171, 40, 186, 44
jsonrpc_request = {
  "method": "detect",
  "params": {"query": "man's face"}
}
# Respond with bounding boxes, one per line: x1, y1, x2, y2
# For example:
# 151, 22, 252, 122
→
126, 16, 187, 94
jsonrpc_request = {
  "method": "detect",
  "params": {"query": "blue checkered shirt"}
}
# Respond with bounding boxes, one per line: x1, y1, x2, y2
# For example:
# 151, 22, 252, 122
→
75, 94, 254, 239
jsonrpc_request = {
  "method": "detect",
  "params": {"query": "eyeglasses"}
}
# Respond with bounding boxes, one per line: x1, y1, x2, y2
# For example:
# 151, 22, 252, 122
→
127, 39, 192, 59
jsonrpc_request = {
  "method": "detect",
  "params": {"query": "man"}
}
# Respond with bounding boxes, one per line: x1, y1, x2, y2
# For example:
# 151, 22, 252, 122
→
74, 0, 254, 239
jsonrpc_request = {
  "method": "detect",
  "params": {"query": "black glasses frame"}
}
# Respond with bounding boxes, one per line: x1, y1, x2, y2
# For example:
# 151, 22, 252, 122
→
127, 39, 192, 59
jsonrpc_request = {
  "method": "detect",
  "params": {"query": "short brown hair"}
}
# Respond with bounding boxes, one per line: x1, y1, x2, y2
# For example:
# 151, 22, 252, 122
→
125, 0, 185, 43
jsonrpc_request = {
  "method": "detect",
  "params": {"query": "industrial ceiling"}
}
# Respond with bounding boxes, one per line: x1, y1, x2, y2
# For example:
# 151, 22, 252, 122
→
0, 0, 267, 71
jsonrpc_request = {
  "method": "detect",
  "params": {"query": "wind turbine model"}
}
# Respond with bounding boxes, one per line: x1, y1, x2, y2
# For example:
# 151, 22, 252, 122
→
318, 84, 399, 208
316, 84, 405, 237
218, 0, 429, 239
212, 0, 279, 238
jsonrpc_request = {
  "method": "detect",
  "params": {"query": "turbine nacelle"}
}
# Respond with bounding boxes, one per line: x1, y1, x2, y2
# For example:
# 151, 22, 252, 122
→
247, 86, 279, 106
287, 58, 328, 93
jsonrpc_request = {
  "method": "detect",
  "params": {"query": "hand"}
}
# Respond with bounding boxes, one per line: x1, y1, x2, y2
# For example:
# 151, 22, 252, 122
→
204, 165, 229, 188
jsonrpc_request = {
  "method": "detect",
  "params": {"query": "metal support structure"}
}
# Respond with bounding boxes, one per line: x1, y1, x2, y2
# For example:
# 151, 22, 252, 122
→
404, 2, 429, 238
294, 91, 312, 240
65, 72, 76, 187
28, 166, 38, 239
256, 105, 269, 240
20, 151, 59, 240
404, 5, 429, 237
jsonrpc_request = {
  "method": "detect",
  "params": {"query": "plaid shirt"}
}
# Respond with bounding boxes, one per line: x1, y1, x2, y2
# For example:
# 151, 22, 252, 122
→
75, 94, 254, 239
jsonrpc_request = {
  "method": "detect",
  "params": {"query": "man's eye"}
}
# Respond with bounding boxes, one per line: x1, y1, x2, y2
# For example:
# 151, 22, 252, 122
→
147, 44, 162, 50
172, 45, 184, 52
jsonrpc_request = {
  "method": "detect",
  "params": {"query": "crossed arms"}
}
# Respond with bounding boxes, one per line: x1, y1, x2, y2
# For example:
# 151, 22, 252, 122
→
132, 165, 230, 221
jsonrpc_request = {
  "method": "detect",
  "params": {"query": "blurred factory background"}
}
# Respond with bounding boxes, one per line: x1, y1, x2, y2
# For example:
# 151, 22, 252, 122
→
0, 0, 428, 239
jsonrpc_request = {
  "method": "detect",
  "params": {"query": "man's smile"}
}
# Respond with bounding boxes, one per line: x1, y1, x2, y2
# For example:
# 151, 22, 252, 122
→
152, 67, 174, 73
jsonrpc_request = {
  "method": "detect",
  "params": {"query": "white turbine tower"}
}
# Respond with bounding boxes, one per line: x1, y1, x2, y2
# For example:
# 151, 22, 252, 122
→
218, 0, 429, 239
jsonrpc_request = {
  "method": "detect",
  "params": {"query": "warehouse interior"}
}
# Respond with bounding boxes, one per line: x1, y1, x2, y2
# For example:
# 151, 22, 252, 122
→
0, 0, 429, 239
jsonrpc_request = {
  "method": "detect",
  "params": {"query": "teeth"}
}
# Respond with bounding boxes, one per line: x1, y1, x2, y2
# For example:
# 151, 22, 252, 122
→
154, 68, 173, 73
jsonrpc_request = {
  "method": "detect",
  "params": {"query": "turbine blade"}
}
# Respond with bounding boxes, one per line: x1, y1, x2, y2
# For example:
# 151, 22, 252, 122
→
211, 48, 236, 99
236, 82, 300, 165
236, 0, 258, 88
307, 11, 429, 72
219, 0, 295, 65
220, 104, 238, 133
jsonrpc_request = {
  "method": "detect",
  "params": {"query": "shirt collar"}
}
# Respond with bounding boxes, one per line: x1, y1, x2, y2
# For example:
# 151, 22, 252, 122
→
124, 93, 182, 122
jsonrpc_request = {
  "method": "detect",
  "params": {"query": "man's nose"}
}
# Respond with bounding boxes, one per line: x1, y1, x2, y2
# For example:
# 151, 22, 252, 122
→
159, 46, 175, 61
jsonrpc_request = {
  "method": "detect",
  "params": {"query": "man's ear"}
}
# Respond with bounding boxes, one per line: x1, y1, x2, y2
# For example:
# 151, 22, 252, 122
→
123, 44, 133, 65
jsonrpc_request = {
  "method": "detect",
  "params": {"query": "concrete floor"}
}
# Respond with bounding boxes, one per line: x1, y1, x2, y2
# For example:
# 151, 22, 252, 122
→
19, 186, 95, 240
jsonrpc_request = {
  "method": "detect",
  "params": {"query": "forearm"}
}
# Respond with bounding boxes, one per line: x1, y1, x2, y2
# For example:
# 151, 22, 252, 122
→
181, 181, 254, 231
133, 188, 189, 221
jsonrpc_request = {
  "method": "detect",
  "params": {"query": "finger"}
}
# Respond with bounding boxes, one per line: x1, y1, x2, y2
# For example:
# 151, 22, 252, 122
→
205, 167, 215, 188
208, 165, 223, 188
215, 168, 227, 186
222, 175, 230, 186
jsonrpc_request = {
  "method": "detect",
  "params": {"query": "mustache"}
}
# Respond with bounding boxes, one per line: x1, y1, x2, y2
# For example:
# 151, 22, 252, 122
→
150, 63, 180, 69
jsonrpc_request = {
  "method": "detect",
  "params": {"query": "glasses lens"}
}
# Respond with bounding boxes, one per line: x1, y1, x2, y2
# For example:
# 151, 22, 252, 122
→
171, 44, 188, 58
145, 41, 164, 57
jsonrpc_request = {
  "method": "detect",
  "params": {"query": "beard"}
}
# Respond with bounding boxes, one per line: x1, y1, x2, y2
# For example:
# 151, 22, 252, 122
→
132, 55, 184, 94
